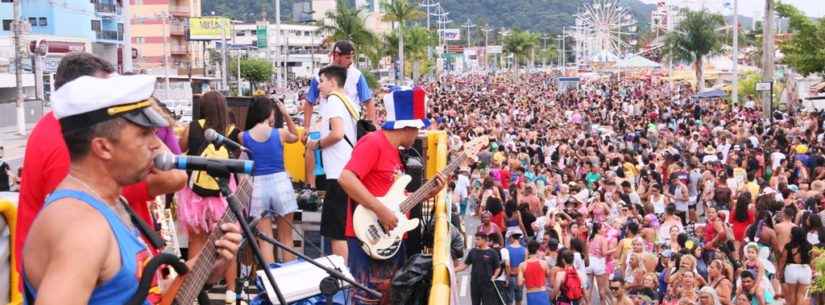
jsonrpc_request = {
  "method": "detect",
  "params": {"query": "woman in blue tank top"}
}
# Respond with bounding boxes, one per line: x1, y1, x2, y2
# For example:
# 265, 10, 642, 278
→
239, 96, 299, 264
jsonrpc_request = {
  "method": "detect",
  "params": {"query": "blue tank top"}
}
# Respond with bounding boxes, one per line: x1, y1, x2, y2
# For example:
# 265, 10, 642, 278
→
506, 245, 527, 270
243, 129, 285, 176
24, 189, 152, 305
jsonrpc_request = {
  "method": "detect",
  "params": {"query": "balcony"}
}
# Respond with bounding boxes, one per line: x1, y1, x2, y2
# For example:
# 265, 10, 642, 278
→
170, 45, 189, 55
94, 30, 124, 43
169, 23, 186, 36
95, 2, 122, 16
169, 6, 190, 17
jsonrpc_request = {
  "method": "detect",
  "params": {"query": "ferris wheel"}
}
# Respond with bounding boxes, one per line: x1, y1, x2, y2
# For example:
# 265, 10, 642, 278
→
571, 0, 638, 63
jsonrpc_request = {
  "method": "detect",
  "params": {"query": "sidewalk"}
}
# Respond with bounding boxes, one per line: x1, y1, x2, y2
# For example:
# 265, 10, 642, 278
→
1, 123, 37, 171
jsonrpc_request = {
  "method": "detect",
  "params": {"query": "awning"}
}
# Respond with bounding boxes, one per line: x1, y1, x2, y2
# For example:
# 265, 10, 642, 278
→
616, 55, 662, 69
694, 88, 726, 99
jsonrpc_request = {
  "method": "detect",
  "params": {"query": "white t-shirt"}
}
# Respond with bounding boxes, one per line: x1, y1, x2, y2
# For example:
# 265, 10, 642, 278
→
498, 248, 510, 281
319, 94, 358, 179
455, 174, 470, 199
770, 152, 786, 170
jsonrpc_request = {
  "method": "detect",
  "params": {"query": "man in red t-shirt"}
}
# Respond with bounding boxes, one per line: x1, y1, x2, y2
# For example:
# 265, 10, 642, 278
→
338, 87, 445, 305
14, 53, 187, 279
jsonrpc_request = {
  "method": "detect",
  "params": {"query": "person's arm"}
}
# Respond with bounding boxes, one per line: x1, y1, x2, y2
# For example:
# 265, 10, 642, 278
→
517, 263, 525, 287
26, 200, 110, 305
339, 169, 399, 230
145, 169, 187, 197
178, 125, 190, 153
302, 78, 320, 139
718, 280, 733, 305
356, 74, 375, 122
277, 102, 300, 144
551, 270, 565, 300
308, 116, 345, 150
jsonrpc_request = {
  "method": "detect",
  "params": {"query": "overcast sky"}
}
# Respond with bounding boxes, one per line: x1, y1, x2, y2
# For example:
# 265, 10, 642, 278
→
639, 0, 825, 18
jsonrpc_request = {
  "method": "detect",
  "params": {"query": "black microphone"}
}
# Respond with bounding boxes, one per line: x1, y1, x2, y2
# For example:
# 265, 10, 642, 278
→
154, 152, 253, 175
204, 128, 249, 152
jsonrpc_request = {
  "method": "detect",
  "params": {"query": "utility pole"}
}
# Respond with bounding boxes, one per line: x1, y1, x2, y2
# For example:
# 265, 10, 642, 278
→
761, 0, 775, 120
481, 26, 491, 70
274, 0, 283, 89
221, 23, 228, 92
541, 33, 551, 69
161, 13, 171, 100
13, 0, 25, 135
463, 18, 475, 71
731, 0, 739, 105
561, 27, 566, 73
666, 0, 673, 93
463, 18, 475, 48
420, 0, 438, 31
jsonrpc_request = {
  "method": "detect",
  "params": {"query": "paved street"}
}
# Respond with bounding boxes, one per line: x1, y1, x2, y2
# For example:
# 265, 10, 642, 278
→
0, 123, 35, 173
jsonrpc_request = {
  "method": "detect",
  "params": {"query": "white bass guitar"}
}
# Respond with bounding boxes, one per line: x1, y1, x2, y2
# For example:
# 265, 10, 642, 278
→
352, 136, 488, 260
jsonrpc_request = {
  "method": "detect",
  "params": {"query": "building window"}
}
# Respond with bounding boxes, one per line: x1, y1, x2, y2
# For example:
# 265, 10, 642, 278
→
2, 20, 12, 31
28, 17, 36, 26
304, 31, 310, 36
1, 0, 14, 3
39, 17, 47, 26
91, 20, 101, 32
135, 37, 144, 44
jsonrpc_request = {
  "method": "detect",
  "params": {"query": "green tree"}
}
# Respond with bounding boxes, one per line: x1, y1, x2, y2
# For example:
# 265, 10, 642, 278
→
382, 0, 424, 82
322, 0, 378, 66
503, 29, 538, 78
231, 57, 273, 92
776, 2, 825, 76
663, 9, 726, 91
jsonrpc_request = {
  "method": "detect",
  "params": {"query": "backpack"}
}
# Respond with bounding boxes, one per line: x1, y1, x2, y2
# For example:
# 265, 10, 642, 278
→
189, 119, 231, 197
328, 92, 375, 147
562, 266, 584, 301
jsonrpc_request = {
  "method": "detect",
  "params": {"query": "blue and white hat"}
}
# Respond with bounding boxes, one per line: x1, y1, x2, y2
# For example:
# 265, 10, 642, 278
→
381, 86, 430, 130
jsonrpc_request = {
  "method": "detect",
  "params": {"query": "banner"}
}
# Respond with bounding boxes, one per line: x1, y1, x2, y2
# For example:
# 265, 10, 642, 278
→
189, 16, 231, 40
486, 45, 503, 54
439, 29, 461, 41
256, 24, 268, 48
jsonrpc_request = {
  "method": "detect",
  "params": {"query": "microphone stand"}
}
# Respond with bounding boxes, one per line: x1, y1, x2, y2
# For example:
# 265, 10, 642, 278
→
253, 228, 383, 305
208, 166, 289, 305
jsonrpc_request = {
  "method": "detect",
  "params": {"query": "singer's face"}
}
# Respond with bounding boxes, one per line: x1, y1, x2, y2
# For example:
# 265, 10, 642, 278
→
108, 123, 162, 185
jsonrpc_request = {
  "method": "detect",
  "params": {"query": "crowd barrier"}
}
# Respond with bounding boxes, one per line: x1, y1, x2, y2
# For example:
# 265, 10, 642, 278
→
0, 197, 21, 305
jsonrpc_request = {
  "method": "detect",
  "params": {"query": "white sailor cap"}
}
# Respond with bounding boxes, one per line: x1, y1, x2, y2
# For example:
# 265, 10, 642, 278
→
52, 75, 169, 131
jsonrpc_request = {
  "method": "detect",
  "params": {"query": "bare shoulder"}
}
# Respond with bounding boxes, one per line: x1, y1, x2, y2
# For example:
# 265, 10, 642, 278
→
25, 197, 112, 277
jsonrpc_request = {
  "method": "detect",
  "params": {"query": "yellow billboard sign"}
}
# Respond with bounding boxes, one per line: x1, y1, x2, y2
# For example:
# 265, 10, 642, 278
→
189, 16, 231, 40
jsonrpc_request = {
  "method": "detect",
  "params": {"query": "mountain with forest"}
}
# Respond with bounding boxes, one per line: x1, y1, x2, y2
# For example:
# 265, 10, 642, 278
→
202, 0, 656, 36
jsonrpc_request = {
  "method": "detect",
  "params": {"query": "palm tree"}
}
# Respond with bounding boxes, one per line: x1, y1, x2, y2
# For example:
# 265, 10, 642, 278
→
322, 0, 378, 66
382, 0, 424, 82
663, 9, 726, 91
503, 29, 539, 79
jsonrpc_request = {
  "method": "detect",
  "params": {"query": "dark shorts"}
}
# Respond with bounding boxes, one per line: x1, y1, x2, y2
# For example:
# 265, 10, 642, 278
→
320, 179, 348, 240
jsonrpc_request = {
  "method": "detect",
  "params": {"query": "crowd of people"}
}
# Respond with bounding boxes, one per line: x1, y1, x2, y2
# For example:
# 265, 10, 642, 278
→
9, 38, 825, 305
429, 72, 825, 305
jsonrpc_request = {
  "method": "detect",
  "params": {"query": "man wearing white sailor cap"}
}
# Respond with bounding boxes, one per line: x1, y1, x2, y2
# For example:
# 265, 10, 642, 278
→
22, 75, 242, 305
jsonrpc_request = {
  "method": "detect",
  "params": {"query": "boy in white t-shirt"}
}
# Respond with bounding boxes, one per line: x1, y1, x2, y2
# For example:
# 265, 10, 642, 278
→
306, 65, 359, 260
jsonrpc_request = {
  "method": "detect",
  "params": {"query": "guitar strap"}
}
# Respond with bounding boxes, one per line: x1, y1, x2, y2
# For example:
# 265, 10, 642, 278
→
118, 196, 166, 251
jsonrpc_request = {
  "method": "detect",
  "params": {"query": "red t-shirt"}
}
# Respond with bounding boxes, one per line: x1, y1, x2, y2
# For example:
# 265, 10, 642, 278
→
15, 113, 156, 276
343, 131, 403, 238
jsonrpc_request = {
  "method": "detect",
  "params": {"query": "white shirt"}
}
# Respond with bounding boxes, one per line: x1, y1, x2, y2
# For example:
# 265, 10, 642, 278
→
498, 248, 510, 281
319, 94, 358, 179
770, 152, 786, 170
455, 174, 470, 199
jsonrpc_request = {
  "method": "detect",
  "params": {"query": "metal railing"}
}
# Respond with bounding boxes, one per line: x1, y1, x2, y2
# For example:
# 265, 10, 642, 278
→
94, 2, 121, 15
95, 30, 123, 41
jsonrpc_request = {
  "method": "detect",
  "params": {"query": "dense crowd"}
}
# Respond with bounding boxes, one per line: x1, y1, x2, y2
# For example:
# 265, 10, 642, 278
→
427, 73, 825, 305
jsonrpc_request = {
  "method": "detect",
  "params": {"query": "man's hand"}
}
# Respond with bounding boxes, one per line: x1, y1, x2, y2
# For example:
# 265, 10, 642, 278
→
306, 140, 319, 150
215, 223, 242, 263
427, 173, 447, 199
375, 205, 399, 231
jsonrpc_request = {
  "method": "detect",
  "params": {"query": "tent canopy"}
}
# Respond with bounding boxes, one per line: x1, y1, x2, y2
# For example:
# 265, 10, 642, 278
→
616, 55, 662, 69
694, 88, 726, 99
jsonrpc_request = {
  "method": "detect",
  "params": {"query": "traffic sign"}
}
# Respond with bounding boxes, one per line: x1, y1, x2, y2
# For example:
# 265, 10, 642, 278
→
756, 82, 772, 91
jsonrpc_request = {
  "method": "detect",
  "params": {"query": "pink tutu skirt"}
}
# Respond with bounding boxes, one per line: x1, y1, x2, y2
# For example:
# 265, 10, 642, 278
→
176, 176, 236, 234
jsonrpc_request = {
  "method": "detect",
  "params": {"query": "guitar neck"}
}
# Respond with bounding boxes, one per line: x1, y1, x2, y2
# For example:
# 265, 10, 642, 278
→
173, 177, 251, 304
399, 153, 467, 214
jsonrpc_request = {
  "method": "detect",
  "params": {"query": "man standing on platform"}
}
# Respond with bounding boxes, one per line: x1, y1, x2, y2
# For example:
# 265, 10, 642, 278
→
338, 87, 444, 305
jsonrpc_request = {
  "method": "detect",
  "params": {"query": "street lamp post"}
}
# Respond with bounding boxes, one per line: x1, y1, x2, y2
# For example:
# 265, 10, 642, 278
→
732, 0, 739, 105
481, 26, 491, 70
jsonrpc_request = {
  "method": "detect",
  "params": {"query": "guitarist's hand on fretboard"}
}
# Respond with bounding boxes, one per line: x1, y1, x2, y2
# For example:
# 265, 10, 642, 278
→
426, 173, 448, 200
205, 222, 243, 283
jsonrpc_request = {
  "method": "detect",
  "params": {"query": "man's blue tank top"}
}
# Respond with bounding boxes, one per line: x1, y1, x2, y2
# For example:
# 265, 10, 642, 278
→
24, 189, 152, 305
243, 129, 285, 176
506, 244, 527, 270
